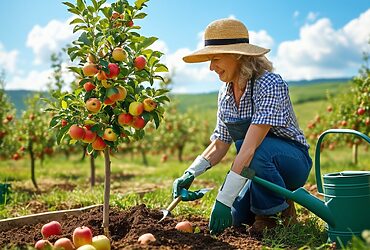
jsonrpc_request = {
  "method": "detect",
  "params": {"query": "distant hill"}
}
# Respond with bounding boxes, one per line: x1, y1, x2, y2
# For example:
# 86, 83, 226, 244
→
4, 77, 351, 116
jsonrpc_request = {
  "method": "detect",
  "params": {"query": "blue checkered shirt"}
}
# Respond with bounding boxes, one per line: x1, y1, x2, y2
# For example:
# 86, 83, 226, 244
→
210, 71, 309, 148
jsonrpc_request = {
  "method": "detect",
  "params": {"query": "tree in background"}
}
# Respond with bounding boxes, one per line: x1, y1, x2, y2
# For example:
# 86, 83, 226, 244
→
306, 51, 369, 164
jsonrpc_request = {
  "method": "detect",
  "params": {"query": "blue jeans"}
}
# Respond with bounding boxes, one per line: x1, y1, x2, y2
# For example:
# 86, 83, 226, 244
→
231, 136, 312, 226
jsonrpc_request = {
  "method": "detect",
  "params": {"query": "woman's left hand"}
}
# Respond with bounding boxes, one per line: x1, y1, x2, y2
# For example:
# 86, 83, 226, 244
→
209, 200, 232, 234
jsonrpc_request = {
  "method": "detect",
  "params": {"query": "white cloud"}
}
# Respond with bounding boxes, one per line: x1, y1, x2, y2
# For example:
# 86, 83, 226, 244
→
0, 43, 19, 74
274, 9, 370, 80
26, 18, 77, 65
306, 12, 319, 22
250, 30, 274, 49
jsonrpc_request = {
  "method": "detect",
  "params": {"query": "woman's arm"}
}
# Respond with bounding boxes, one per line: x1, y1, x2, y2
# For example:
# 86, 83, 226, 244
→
231, 124, 271, 174
201, 139, 231, 166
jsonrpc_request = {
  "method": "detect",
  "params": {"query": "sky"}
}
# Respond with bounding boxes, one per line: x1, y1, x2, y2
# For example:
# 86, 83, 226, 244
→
0, 1, 369, 93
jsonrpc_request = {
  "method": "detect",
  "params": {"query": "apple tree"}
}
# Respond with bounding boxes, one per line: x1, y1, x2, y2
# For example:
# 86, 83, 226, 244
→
306, 55, 369, 163
46, 0, 169, 234
0, 73, 17, 160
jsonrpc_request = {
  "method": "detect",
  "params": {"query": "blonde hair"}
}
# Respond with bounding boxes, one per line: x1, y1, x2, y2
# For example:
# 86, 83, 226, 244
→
236, 55, 273, 89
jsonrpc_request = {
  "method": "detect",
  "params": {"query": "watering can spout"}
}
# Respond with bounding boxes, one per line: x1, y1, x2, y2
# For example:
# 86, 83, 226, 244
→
245, 169, 336, 227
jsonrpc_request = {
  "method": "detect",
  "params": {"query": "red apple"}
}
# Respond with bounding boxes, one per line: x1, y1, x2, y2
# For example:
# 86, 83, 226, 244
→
61, 119, 68, 127
34, 239, 53, 250
73, 226, 93, 248
106, 87, 120, 102
137, 233, 156, 245
84, 82, 96, 92
103, 97, 115, 105
54, 237, 75, 250
143, 98, 157, 112
127, 20, 134, 27
12, 153, 20, 161
129, 101, 144, 116
327, 105, 333, 112
103, 128, 117, 141
134, 55, 146, 70
82, 127, 97, 143
92, 235, 110, 250
96, 70, 107, 81
41, 221, 62, 239
86, 98, 102, 114
132, 116, 145, 130
83, 63, 99, 76
357, 108, 366, 115
106, 63, 120, 79
6, 115, 13, 121
92, 137, 106, 151
112, 47, 127, 62
117, 113, 133, 126
111, 12, 120, 20
69, 125, 86, 140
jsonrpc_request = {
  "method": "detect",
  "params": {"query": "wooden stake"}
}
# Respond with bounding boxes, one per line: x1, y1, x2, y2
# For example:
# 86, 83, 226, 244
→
102, 148, 111, 237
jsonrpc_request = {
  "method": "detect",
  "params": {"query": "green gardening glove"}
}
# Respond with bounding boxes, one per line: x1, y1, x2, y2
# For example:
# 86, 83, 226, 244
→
180, 188, 205, 201
172, 172, 194, 199
209, 200, 232, 234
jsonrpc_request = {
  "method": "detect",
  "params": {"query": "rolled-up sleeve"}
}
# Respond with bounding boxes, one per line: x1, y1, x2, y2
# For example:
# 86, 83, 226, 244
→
252, 79, 290, 127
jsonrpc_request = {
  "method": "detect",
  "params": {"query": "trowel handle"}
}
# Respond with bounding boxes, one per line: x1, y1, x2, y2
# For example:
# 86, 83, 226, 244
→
315, 129, 370, 194
166, 196, 182, 212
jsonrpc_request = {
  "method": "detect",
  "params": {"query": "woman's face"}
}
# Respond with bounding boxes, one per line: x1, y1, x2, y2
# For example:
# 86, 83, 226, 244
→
209, 54, 240, 83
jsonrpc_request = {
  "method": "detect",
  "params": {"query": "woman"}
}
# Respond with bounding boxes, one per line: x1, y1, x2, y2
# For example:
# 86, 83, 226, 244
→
172, 18, 312, 235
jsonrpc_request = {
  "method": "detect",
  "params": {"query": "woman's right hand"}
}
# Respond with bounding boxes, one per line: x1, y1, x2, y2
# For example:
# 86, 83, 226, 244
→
172, 172, 195, 199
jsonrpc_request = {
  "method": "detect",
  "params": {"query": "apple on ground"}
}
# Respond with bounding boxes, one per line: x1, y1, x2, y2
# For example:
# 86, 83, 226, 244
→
143, 98, 157, 112
69, 125, 85, 140
34, 239, 53, 250
103, 128, 117, 141
92, 235, 111, 250
112, 47, 127, 62
92, 136, 107, 151
76, 245, 96, 250
41, 221, 62, 239
137, 233, 156, 245
129, 101, 144, 116
134, 55, 146, 70
117, 113, 133, 126
83, 63, 99, 76
54, 237, 75, 250
175, 221, 193, 233
86, 98, 102, 114
82, 127, 97, 143
106, 63, 120, 79
132, 116, 146, 130
73, 226, 93, 248
84, 82, 96, 91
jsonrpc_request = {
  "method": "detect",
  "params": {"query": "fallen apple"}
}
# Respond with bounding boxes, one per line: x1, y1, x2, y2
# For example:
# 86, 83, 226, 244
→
92, 235, 111, 250
76, 245, 96, 250
73, 226, 93, 248
34, 239, 53, 250
175, 221, 193, 233
137, 233, 156, 245
41, 221, 62, 239
54, 237, 75, 250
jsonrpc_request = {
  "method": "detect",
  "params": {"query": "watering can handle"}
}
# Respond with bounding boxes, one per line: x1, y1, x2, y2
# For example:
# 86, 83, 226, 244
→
315, 129, 370, 194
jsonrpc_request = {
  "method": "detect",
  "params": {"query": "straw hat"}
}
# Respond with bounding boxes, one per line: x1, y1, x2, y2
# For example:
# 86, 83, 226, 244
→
183, 18, 270, 63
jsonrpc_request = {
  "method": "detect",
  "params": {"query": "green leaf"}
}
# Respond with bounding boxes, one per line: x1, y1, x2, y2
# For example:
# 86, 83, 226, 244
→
91, 0, 98, 10
134, 12, 147, 19
67, 7, 80, 15
152, 111, 160, 128
78, 32, 92, 46
68, 66, 82, 75
57, 124, 70, 145
135, 0, 147, 9
76, 0, 86, 11
101, 7, 112, 18
49, 116, 60, 128
70, 18, 85, 25
154, 65, 168, 73
140, 37, 158, 50
62, 2, 76, 9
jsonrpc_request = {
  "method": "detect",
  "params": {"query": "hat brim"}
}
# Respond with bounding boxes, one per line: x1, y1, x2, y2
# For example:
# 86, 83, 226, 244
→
183, 43, 270, 63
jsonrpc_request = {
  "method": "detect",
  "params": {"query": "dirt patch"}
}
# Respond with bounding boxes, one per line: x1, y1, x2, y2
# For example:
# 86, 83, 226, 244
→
0, 204, 263, 249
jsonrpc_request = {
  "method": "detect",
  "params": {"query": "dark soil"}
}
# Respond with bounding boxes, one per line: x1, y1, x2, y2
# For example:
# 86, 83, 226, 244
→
0, 204, 263, 249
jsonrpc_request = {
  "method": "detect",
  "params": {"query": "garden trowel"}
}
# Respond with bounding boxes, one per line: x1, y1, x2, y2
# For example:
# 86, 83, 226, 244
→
159, 187, 212, 222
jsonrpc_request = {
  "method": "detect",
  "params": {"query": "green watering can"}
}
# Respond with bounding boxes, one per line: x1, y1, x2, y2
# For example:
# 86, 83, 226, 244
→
245, 129, 370, 246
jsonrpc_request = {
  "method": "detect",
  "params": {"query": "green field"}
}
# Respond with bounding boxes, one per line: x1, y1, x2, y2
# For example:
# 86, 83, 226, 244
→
1, 80, 369, 249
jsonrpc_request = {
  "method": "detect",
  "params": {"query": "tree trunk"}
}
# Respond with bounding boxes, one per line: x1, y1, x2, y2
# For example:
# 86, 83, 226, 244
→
102, 148, 111, 236
90, 154, 95, 188
81, 145, 87, 161
141, 151, 148, 166
178, 145, 184, 162
352, 144, 358, 165
64, 149, 70, 160
29, 142, 39, 191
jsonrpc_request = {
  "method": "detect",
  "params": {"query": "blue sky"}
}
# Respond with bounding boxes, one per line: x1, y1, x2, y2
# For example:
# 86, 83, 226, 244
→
0, 0, 369, 93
